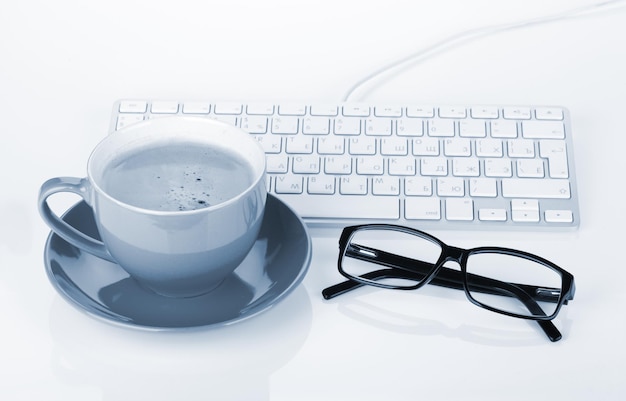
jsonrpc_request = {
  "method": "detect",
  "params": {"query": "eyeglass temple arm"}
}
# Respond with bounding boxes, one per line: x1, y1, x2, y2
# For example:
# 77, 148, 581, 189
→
323, 267, 562, 342
323, 264, 547, 305
498, 281, 563, 342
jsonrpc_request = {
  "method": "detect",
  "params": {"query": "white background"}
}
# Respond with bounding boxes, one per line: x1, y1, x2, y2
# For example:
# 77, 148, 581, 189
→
1, 0, 626, 399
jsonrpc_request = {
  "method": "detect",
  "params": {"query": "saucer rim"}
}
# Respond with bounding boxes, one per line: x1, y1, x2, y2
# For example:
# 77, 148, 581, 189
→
43, 194, 312, 331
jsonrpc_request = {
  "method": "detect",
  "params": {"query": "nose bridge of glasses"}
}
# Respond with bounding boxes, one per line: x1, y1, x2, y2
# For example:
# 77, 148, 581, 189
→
441, 245, 466, 264
424, 245, 464, 288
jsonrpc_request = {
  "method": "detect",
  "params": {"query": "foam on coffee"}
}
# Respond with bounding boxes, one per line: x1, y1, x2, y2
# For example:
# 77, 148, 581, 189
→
103, 142, 254, 212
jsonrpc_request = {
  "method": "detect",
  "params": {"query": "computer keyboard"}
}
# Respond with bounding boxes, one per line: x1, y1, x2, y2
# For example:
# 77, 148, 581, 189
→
109, 100, 580, 230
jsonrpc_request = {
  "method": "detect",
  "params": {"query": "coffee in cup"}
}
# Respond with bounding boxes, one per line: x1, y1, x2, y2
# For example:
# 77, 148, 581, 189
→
103, 142, 254, 212
38, 117, 267, 298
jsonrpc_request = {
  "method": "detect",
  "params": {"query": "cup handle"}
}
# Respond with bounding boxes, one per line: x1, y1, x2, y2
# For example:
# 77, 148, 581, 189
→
38, 177, 116, 263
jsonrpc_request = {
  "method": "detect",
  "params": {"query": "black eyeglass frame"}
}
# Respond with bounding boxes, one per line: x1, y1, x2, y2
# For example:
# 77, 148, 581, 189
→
324, 224, 576, 342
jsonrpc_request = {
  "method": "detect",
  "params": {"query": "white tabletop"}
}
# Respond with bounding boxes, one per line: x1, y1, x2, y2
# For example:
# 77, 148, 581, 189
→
2, 0, 626, 399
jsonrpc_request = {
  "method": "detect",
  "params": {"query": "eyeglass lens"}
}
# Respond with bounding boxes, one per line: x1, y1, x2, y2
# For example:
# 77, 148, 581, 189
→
465, 252, 562, 318
342, 228, 442, 288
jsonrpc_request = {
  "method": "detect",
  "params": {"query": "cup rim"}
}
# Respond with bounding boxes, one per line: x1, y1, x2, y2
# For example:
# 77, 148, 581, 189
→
86, 116, 267, 216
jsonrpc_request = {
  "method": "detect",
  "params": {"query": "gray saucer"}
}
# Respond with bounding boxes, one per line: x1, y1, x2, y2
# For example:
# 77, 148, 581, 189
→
44, 194, 311, 330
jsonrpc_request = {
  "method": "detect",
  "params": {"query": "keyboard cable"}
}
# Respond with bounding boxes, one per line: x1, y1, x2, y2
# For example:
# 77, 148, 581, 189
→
342, 0, 626, 102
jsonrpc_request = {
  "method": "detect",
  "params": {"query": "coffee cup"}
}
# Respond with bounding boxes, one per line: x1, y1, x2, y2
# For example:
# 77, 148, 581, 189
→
38, 117, 267, 298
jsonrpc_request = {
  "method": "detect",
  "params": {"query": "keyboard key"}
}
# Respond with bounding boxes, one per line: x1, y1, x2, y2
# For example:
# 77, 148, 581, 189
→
310, 105, 339, 116
365, 118, 393, 136
372, 177, 401, 195
356, 156, 384, 175
279, 104, 306, 116
539, 140, 569, 178
475, 139, 503, 157
406, 106, 434, 118
471, 107, 499, 119
275, 175, 304, 194
254, 135, 282, 153
446, 198, 474, 221
459, 120, 486, 138
412, 138, 440, 156
272, 117, 299, 134
324, 156, 352, 174
490, 120, 518, 138
420, 157, 448, 176
516, 159, 545, 178
522, 121, 565, 139
150, 101, 179, 114
241, 116, 268, 134
512, 209, 540, 223
286, 136, 313, 154
308, 176, 336, 194
380, 138, 409, 156
266, 155, 289, 173
479, 208, 507, 221
214, 102, 243, 115
405, 177, 432, 196
334, 118, 361, 135
545, 210, 574, 223
502, 179, 571, 198
437, 178, 465, 196
317, 137, 345, 155
535, 108, 564, 121
388, 157, 416, 176
303, 117, 331, 135
507, 139, 535, 158
511, 199, 539, 211
406, 198, 441, 220
339, 176, 368, 195
343, 105, 370, 117
292, 155, 320, 173
443, 138, 471, 157
247, 103, 275, 115
439, 106, 466, 118
396, 118, 424, 136
119, 100, 147, 113
503, 107, 531, 120
374, 106, 402, 117
182, 102, 210, 114
484, 159, 512, 177
452, 158, 480, 177
427, 119, 455, 137
349, 137, 376, 155
469, 178, 497, 197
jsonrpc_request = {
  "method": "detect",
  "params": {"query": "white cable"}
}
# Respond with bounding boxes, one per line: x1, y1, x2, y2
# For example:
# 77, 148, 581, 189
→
342, 0, 626, 102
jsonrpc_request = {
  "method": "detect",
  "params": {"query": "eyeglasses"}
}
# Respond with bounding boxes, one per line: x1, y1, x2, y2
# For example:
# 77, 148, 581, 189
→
322, 224, 576, 342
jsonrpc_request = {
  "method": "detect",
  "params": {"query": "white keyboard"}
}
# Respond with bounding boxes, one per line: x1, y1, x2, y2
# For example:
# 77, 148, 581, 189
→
110, 100, 580, 230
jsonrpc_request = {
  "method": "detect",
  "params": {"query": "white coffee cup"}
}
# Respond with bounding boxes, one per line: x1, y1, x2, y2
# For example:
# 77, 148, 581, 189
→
38, 117, 267, 298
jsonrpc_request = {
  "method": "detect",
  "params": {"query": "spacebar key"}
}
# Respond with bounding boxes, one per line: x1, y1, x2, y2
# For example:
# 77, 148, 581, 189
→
275, 194, 400, 219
